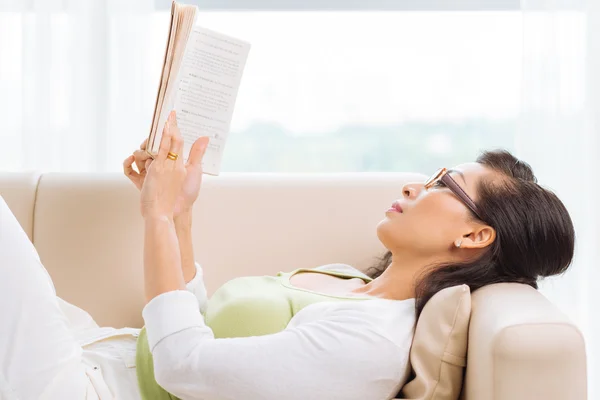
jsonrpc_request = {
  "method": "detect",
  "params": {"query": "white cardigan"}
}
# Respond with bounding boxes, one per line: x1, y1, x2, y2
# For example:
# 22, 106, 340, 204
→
62, 264, 416, 400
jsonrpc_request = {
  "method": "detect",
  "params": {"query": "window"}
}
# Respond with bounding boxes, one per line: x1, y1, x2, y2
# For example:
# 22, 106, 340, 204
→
0, 4, 522, 173
148, 11, 522, 172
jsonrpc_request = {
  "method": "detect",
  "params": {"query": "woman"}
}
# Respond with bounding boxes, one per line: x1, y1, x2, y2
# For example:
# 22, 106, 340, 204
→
0, 111, 574, 400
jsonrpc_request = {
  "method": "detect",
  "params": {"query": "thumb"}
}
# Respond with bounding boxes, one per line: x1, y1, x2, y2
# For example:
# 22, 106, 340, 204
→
187, 136, 210, 167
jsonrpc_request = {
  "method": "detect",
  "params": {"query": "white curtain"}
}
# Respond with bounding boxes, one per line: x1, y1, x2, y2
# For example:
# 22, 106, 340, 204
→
519, 0, 598, 397
0, 0, 162, 172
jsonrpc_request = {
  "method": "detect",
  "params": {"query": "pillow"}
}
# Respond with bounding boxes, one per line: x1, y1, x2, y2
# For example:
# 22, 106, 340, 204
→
399, 285, 471, 400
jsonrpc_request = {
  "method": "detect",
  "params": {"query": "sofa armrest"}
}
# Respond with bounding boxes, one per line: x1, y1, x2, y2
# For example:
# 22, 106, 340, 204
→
462, 283, 587, 400
0, 172, 41, 241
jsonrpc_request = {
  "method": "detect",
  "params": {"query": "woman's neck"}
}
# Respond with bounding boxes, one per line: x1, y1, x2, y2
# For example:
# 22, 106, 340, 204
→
353, 253, 438, 301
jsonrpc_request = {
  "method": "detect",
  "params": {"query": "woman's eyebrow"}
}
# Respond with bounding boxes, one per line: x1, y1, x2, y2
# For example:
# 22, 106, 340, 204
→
447, 169, 466, 184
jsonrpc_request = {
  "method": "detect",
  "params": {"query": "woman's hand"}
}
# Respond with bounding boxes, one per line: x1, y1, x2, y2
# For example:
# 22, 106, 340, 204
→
140, 110, 185, 219
123, 111, 210, 218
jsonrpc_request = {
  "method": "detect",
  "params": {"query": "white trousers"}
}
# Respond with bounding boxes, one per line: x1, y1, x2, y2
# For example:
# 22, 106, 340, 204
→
0, 196, 90, 400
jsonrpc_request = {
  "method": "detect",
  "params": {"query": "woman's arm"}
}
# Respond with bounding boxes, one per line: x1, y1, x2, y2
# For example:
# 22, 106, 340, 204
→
123, 110, 209, 301
143, 216, 185, 302
174, 211, 196, 283
175, 211, 209, 313
143, 294, 411, 400
138, 110, 206, 302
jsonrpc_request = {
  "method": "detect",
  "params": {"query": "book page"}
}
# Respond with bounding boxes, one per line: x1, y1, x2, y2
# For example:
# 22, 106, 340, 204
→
172, 26, 251, 175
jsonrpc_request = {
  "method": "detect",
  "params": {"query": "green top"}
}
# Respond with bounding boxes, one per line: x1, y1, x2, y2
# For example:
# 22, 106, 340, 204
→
136, 267, 374, 400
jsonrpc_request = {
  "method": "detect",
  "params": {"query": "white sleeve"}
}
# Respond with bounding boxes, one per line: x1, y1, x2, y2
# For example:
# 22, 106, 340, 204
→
142, 291, 409, 400
184, 263, 208, 314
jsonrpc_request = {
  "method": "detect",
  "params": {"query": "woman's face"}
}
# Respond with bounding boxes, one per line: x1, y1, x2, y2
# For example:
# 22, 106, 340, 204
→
377, 162, 496, 257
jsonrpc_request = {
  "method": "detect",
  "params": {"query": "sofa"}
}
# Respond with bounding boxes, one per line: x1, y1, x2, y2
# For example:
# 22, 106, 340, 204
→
0, 171, 587, 399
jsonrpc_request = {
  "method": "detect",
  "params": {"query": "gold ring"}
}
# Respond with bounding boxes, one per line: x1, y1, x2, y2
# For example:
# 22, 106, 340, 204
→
167, 152, 178, 161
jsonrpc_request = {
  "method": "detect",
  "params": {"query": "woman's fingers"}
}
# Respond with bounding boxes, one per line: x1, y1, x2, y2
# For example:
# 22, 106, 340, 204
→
139, 110, 187, 220
134, 149, 151, 173
157, 111, 175, 161
187, 136, 210, 168
123, 155, 142, 189
140, 138, 148, 151
169, 115, 184, 162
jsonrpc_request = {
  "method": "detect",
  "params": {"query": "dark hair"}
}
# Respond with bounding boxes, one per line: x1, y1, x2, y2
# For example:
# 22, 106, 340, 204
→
366, 150, 575, 317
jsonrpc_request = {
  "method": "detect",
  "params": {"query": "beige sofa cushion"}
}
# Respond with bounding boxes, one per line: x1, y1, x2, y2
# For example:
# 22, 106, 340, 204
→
30, 172, 427, 328
401, 285, 471, 400
463, 283, 587, 400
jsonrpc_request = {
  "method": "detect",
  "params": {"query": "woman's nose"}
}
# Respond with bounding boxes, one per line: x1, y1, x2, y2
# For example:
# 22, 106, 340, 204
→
401, 183, 419, 200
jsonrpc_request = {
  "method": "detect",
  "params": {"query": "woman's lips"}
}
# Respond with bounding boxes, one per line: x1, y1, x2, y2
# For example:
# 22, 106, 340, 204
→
386, 202, 403, 213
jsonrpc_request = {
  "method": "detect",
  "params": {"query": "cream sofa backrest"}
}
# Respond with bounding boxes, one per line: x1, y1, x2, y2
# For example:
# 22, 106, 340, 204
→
0, 172, 587, 400
1, 171, 426, 327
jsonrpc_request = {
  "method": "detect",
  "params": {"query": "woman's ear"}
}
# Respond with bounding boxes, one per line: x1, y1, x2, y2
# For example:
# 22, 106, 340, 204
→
460, 224, 496, 249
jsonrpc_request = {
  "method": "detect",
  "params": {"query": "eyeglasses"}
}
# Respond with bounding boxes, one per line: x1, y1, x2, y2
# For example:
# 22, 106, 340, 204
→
424, 168, 483, 220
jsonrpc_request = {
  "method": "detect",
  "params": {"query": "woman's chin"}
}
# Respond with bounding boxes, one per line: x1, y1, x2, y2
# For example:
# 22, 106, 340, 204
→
376, 219, 398, 246
377, 214, 400, 229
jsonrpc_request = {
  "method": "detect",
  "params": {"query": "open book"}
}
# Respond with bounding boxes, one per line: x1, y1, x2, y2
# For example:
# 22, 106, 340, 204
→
147, 1, 251, 175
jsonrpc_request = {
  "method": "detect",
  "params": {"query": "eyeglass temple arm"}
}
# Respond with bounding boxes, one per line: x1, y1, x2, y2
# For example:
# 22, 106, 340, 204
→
441, 174, 482, 219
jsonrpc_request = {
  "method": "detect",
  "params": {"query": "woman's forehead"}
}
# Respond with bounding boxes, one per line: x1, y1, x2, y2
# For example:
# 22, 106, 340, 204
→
450, 162, 491, 191
452, 162, 487, 175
